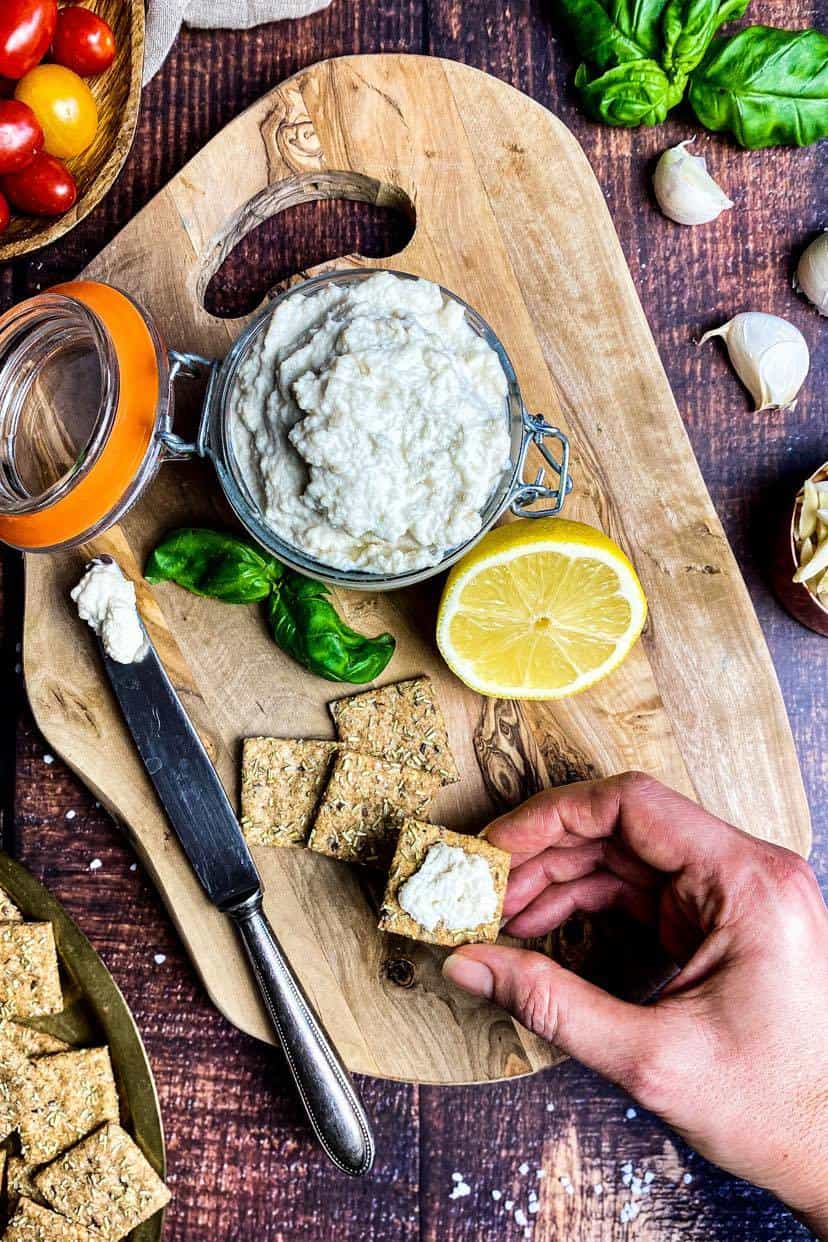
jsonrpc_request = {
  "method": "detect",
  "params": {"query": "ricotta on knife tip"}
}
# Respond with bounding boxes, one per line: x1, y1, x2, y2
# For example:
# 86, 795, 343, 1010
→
71, 559, 148, 664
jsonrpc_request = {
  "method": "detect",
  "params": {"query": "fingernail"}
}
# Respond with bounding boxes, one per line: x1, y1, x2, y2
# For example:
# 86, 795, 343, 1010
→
443, 954, 494, 999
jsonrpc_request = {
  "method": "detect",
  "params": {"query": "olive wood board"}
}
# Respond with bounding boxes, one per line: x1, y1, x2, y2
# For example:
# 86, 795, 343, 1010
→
22, 55, 810, 1085
0, 853, 165, 1241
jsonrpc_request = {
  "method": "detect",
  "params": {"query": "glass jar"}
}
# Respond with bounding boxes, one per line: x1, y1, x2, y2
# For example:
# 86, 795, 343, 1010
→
0, 270, 572, 589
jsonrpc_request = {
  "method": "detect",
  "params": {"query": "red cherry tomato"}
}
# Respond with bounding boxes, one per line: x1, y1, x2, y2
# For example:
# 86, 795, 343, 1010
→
0, 99, 42, 174
0, 191, 9, 232
1, 150, 76, 216
52, 6, 115, 77
0, 0, 58, 80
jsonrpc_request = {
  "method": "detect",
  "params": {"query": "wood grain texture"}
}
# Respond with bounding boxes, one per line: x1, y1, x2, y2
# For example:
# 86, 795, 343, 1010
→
20, 53, 810, 1087
2, 0, 826, 1236
0, 0, 145, 262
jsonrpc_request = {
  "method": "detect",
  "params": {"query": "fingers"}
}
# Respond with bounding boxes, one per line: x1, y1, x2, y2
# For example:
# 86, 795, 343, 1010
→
503, 838, 660, 920
486, 772, 753, 876
505, 872, 658, 938
443, 944, 661, 1092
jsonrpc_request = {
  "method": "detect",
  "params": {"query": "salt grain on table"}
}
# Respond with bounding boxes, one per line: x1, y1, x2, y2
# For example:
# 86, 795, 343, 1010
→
89, 858, 102, 871
154, 954, 166, 965
625, 1107, 637, 1119
514, 1209, 528, 1227
518, 1162, 530, 1175
43, 754, 54, 765
65, 809, 76, 820
491, 1190, 501, 1201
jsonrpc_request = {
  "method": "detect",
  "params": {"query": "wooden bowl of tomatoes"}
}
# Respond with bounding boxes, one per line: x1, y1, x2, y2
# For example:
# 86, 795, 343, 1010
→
0, 0, 144, 261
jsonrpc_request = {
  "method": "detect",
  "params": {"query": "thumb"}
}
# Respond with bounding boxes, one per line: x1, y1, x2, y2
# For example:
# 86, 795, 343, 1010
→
443, 944, 663, 1094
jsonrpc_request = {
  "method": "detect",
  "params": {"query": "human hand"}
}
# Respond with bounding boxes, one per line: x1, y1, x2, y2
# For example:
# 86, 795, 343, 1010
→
442, 773, 828, 1234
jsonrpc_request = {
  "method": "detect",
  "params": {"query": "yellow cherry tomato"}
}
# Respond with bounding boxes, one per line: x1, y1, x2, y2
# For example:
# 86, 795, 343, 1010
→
15, 64, 97, 160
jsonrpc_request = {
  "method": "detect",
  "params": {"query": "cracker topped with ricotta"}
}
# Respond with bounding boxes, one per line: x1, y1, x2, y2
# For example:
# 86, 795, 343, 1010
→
379, 821, 509, 946
307, 751, 441, 867
330, 676, 458, 784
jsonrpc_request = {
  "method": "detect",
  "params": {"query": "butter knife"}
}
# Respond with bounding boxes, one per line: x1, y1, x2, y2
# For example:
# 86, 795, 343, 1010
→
96, 623, 375, 1177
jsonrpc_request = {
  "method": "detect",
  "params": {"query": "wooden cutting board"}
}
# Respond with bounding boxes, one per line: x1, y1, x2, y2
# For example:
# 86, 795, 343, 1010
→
22, 55, 810, 1085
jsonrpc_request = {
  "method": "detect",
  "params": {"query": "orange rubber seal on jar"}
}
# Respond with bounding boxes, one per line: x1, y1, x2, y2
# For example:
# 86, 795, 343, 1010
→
0, 281, 161, 550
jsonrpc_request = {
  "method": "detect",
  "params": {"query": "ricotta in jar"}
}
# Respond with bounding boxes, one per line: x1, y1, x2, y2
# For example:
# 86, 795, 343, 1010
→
229, 272, 511, 574
71, 559, 148, 664
398, 842, 498, 932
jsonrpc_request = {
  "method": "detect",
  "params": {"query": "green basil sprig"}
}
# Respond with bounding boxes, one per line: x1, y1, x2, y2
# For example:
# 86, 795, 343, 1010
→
689, 26, 828, 148
554, 0, 828, 146
145, 528, 396, 684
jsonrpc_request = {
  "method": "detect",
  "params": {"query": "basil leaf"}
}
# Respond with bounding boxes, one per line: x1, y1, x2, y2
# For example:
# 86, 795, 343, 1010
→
575, 59, 686, 125
552, 0, 671, 70
688, 26, 828, 147
662, 0, 750, 75
267, 583, 396, 684
145, 528, 281, 603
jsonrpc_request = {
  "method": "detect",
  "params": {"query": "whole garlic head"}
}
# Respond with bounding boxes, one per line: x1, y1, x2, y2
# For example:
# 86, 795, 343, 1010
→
653, 140, 733, 226
795, 232, 828, 316
699, 313, 810, 412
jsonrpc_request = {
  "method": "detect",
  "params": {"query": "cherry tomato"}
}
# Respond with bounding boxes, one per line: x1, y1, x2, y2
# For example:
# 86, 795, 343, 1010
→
52, 6, 116, 77
2, 150, 76, 216
15, 63, 96, 159
0, 99, 42, 174
0, 0, 57, 80
0, 191, 9, 232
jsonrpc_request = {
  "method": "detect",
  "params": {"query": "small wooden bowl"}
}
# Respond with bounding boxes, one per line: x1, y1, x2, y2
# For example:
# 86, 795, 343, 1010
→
0, 0, 144, 262
772, 460, 828, 637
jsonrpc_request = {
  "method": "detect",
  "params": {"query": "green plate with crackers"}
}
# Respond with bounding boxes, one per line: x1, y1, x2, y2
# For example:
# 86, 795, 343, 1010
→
0, 852, 167, 1241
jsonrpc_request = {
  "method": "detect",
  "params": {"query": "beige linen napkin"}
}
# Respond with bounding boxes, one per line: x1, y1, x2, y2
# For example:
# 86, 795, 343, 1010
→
144, 0, 332, 83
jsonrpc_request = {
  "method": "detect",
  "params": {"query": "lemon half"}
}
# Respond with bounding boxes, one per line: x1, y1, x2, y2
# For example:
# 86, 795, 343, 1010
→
436, 518, 648, 700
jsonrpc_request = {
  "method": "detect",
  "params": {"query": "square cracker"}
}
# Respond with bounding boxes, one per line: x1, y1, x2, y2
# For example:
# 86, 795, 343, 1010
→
379, 820, 510, 946
19, 1047, 119, 1164
0, 886, 23, 922
0, 925, 62, 1021
241, 738, 338, 847
2, 1198, 96, 1242
330, 677, 458, 784
307, 752, 441, 867
35, 1122, 171, 1241
0, 1021, 70, 1059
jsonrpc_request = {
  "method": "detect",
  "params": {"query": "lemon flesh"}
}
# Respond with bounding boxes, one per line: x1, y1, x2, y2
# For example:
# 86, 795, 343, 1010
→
437, 518, 648, 700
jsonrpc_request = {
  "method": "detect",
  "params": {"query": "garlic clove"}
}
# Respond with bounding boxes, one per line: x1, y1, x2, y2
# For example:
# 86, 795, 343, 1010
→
699, 312, 810, 412
794, 231, 828, 316
653, 140, 733, 226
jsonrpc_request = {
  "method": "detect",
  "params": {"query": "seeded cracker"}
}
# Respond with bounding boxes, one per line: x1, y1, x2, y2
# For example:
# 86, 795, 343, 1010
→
330, 677, 459, 784
0, 1020, 70, 1058
0, 924, 61, 1021
0, 1025, 33, 1140
2, 1198, 97, 1242
0, 885, 23, 922
379, 820, 509, 946
35, 1121, 171, 1240
18, 1047, 119, 1164
6, 1158, 47, 1209
307, 751, 441, 867
241, 738, 338, 847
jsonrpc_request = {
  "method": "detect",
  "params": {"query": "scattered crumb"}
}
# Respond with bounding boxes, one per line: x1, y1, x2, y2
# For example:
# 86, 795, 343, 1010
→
625, 1107, 637, 1119
491, 1190, 501, 1201
529, 1201, 540, 1214
545, 1102, 555, 1112
89, 859, 102, 872
514, 1208, 528, 1227
505, 1200, 514, 1211
129, 863, 137, 872
593, 1182, 604, 1196
683, 1172, 693, 1185
449, 1180, 471, 1200
153, 954, 166, 965
65, 810, 76, 821
451, 1172, 463, 1182
518, 1162, 530, 1175
43, 755, 54, 765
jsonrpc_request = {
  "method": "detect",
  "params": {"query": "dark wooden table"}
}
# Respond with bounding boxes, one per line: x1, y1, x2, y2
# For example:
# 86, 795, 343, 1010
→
1, 2, 826, 1238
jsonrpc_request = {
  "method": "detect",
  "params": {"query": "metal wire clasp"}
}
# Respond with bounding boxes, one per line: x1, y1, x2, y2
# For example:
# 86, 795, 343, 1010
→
158, 349, 221, 460
509, 410, 573, 518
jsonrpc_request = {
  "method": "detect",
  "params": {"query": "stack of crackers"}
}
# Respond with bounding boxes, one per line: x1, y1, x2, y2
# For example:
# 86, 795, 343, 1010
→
0, 888, 170, 1240
240, 676, 509, 946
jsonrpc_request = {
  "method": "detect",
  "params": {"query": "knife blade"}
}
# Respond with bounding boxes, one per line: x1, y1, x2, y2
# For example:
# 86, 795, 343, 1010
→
97, 618, 375, 1177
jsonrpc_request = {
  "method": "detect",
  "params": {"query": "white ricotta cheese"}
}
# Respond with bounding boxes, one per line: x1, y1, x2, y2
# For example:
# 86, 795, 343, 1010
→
71, 559, 148, 664
398, 841, 498, 932
229, 271, 511, 574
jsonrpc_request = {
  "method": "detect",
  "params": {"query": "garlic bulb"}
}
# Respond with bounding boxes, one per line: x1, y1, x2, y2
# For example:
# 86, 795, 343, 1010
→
653, 140, 733, 226
699, 312, 810, 412
795, 232, 828, 316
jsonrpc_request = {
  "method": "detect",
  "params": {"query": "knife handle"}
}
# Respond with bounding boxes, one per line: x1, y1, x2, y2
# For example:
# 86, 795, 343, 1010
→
228, 894, 375, 1177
